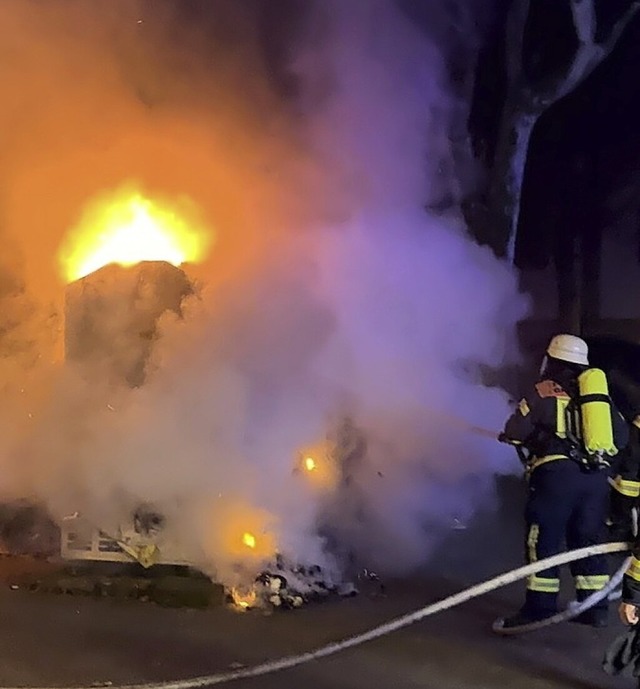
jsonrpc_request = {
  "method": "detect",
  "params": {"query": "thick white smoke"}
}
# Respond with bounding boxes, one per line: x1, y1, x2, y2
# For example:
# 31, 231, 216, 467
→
0, 0, 527, 585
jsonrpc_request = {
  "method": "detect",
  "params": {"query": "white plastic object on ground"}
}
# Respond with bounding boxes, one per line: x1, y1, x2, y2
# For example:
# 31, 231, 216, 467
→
0, 541, 630, 689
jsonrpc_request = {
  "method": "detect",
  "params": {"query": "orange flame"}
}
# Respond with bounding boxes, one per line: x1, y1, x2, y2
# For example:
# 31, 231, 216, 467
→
199, 499, 277, 561
59, 184, 212, 282
304, 456, 317, 472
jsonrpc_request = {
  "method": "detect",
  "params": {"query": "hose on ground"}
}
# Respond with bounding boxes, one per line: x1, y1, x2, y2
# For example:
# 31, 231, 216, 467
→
4, 540, 631, 689
492, 554, 630, 634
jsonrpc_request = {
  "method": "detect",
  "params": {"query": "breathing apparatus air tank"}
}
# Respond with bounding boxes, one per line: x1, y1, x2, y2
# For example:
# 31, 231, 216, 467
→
568, 368, 618, 464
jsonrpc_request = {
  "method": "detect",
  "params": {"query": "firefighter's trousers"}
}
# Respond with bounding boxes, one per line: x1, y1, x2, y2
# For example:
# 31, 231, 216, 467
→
523, 459, 611, 618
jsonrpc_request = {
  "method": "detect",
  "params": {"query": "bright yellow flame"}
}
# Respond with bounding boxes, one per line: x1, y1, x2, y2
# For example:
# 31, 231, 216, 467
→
242, 532, 256, 549
230, 587, 257, 611
59, 185, 212, 283
304, 456, 316, 472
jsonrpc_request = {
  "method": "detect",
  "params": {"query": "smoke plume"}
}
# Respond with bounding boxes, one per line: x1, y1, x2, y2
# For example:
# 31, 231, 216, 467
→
0, 0, 527, 584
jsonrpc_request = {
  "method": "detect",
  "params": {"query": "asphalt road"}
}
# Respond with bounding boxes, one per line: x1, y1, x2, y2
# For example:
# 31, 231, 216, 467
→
0, 477, 634, 689
0, 561, 633, 689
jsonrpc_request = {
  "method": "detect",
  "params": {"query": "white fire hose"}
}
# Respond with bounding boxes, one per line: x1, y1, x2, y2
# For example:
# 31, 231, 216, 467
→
2, 541, 631, 689
4, 420, 633, 688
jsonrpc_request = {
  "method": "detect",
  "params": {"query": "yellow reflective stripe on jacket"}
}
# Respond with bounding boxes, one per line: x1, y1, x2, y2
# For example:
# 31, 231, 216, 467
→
519, 399, 530, 416
527, 575, 560, 593
612, 475, 640, 498
556, 397, 569, 439
575, 574, 610, 591
626, 557, 640, 582
528, 455, 568, 472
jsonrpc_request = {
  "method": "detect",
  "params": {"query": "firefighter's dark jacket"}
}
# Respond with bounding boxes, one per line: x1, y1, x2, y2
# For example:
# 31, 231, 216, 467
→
609, 420, 640, 545
502, 374, 629, 474
600, 369, 640, 607
609, 369, 640, 507
620, 426, 640, 606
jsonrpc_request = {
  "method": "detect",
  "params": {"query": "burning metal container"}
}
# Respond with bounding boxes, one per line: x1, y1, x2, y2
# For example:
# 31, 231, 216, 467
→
64, 260, 193, 387
60, 260, 195, 568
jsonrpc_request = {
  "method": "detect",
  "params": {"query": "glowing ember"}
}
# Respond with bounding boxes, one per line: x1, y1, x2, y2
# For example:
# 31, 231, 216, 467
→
242, 532, 256, 549
59, 185, 211, 282
295, 445, 339, 490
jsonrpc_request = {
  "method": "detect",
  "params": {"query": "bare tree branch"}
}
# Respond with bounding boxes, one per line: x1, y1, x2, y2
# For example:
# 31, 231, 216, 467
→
528, 0, 639, 109
569, 0, 597, 44
602, 1, 640, 54
552, 0, 640, 103
549, 44, 597, 103
531, 0, 599, 106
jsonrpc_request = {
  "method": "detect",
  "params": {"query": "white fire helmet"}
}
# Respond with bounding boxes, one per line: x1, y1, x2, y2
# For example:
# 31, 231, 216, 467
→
545, 334, 589, 366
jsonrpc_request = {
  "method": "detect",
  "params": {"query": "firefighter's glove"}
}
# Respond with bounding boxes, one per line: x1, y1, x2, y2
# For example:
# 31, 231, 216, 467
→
619, 602, 640, 626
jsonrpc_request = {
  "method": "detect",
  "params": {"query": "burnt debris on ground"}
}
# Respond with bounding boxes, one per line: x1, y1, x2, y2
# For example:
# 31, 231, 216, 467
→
228, 555, 386, 612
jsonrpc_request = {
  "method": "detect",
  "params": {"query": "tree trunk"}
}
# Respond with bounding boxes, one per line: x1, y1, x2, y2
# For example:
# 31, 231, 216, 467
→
580, 159, 606, 336
556, 232, 583, 335
580, 232, 600, 336
485, 101, 538, 261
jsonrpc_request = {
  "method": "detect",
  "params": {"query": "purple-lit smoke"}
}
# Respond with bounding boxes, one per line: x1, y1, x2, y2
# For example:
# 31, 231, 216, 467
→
0, 0, 527, 585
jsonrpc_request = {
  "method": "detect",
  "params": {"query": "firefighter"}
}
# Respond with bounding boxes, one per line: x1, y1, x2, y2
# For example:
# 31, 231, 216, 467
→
619, 539, 640, 629
496, 334, 629, 630
607, 369, 640, 542
606, 559, 640, 681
